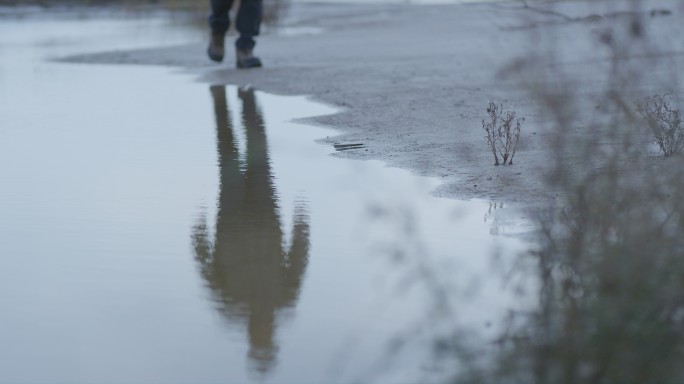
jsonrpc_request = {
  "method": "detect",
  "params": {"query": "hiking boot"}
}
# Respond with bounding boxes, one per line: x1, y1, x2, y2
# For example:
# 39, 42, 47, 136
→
236, 48, 262, 69
207, 33, 225, 62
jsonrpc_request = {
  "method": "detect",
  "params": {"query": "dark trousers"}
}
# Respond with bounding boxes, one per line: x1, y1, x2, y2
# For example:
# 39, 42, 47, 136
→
209, 0, 262, 50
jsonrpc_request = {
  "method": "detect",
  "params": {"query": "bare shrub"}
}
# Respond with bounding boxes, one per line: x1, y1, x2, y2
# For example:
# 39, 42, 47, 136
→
469, 5, 684, 383
482, 159, 684, 384
438, 2, 684, 383
637, 94, 684, 157
482, 102, 524, 166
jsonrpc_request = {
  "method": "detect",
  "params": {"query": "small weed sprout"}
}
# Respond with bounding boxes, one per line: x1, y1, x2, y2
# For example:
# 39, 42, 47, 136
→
482, 102, 524, 165
637, 94, 684, 157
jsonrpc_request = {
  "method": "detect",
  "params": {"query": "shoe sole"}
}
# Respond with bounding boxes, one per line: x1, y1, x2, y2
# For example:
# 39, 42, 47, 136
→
207, 47, 224, 63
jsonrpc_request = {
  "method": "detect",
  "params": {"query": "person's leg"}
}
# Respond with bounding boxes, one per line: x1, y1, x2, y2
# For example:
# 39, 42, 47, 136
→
207, 0, 235, 62
235, 0, 263, 68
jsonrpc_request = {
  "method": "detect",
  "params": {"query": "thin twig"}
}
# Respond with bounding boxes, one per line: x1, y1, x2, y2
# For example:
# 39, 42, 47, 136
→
519, 0, 574, 22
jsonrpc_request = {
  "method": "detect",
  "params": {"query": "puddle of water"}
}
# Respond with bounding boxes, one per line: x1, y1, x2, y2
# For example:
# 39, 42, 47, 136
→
0, 16, 203, 60
0, 16, 532, 384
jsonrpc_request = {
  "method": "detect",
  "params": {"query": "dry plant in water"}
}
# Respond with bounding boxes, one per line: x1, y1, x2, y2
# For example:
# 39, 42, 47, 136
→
637, 94, 684, 157
482, 102, 524, 165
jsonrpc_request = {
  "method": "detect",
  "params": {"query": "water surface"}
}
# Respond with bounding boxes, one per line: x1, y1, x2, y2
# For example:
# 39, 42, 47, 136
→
0, 15, 529, 383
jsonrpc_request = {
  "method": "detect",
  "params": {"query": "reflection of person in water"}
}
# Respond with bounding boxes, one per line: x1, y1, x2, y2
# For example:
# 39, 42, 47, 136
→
192, 85, 310, 375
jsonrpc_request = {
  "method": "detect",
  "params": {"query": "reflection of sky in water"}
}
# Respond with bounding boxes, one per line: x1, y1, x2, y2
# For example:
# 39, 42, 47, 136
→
0, 17, 531, 383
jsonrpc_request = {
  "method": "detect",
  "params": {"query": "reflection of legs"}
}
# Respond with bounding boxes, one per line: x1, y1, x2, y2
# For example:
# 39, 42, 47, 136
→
211, 85, 244, 218
207, 0, 234, 62
211, 85, 239, 167
192, 85, 242, 282
238, 88, 268, 172
235, 89, 310, 299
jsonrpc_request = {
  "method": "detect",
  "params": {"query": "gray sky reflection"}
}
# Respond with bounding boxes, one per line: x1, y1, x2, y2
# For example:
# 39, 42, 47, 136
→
0, 16, 531, 384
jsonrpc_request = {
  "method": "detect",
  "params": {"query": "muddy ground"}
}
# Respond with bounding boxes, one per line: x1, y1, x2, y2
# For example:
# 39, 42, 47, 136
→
64, 0, 684, 217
